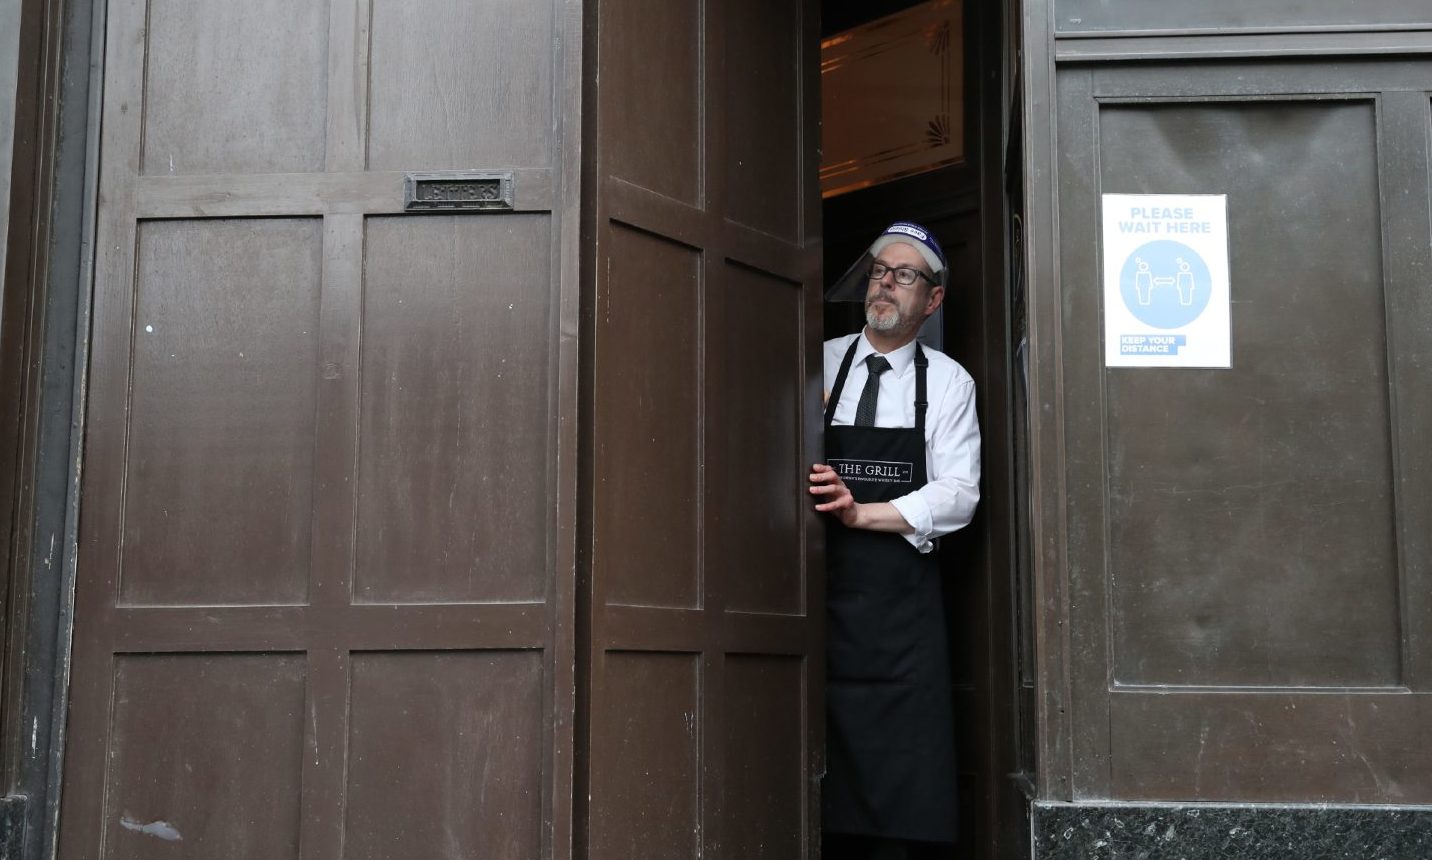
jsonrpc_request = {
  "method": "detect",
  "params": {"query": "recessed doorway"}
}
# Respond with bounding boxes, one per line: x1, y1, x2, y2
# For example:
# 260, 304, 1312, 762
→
818, 1, 1033, 856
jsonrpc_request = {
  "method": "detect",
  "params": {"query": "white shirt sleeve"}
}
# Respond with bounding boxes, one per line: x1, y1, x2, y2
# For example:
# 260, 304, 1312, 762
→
890, 373, 981, 553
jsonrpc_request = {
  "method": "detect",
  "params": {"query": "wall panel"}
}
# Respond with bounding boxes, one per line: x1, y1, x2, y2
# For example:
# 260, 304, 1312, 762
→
1100, 101, 1400, 688
1049, 60, 1432, 804
1109, 692, 1432, 802
1053, 0, 1432, 34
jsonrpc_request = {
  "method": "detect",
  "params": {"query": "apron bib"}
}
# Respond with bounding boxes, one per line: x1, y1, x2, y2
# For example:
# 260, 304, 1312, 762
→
822, 338, 958, 844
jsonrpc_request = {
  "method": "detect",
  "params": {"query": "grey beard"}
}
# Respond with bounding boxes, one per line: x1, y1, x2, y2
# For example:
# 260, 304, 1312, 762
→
865, 302, 903, 333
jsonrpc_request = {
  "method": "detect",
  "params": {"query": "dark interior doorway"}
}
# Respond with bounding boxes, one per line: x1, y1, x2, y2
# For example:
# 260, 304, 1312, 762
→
818, 0, 1032, 856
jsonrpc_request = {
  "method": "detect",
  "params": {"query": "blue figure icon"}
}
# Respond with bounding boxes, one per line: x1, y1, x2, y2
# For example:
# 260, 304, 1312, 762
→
1175, 257, 1195, 306
1134, 257, 1154, 305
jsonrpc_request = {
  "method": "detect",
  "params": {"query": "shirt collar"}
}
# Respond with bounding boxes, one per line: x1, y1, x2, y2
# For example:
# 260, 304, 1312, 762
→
857, 329, 919, 378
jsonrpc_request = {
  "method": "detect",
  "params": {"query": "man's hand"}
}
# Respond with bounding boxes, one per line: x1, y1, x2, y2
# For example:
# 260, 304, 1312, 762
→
808, 463, 917, 535
809, 463, 860, 528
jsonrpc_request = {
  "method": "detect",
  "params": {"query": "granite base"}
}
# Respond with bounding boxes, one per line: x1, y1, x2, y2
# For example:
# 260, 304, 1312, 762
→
1032, 801, 1432, 859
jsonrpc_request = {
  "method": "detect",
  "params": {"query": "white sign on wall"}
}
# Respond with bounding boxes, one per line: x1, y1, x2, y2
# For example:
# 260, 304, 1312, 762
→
1101, 193, 1231, 368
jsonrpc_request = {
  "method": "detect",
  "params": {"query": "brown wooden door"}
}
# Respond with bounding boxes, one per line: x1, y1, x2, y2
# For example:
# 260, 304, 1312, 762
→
580, 0, 825, 856
58, 0, 581, 857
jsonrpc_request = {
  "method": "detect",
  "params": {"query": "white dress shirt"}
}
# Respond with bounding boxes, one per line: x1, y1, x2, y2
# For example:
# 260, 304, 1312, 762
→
824, 330, 981, 553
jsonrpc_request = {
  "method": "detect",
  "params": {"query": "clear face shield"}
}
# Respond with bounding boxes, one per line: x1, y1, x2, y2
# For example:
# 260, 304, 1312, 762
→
824, 223, 948, 304
825, 249, 880, 303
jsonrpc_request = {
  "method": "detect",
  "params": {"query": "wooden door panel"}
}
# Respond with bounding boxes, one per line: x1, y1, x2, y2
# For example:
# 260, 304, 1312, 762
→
140, 0, 329, 176
366, 0, 555, 171
704, 264, 804, 616
356, 215, 552, 604
594, 225, 702, 609
123, 218, 322, 606
723, 0, 802, 242
599, 0, 703, 205
104, 655, 307, 858
722, 655, 805, 859
61, 0, 581, 856
585, 0, 822, 856
343, 651, 546, 857
588, 653, 703, 858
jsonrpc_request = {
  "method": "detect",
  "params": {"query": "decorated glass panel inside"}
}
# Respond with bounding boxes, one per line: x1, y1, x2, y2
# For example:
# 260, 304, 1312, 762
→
820, 0, 965, 198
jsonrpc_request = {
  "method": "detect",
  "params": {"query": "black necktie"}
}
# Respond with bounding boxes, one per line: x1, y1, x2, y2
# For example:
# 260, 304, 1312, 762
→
854, 355, 892, 426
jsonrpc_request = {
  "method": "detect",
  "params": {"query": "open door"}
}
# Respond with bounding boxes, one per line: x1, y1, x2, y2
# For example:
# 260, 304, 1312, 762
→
58, 0, 582, 856
581, 0, 825, 856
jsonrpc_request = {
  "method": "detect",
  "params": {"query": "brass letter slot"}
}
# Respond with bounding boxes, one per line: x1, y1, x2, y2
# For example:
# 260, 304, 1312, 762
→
404, 171, 514, 212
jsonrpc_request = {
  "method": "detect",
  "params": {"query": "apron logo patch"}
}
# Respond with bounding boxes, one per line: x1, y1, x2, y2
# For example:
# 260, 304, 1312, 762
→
830, 458, 914, 484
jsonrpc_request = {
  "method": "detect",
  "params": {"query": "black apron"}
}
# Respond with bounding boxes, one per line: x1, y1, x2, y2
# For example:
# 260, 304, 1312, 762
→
822, 338, 958, 845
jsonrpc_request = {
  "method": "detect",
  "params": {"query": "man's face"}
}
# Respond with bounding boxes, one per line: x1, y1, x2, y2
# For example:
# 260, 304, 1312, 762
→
864, 241, 944, 336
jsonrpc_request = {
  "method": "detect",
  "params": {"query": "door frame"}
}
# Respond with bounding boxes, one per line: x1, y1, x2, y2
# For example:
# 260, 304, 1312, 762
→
818, 0, 1035, 852
2, 0, 105, 856
1015, 0, 1074, 806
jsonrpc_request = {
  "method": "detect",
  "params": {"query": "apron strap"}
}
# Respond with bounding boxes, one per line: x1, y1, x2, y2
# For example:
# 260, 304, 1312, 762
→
914, 343, 928, 433
824, 336, 862, 427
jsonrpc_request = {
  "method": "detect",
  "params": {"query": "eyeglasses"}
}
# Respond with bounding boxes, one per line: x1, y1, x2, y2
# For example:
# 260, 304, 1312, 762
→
868, 262, 936, 288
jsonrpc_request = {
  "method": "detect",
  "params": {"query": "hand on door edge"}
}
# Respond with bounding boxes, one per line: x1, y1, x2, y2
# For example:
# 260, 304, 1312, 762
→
809, 464, 915, 534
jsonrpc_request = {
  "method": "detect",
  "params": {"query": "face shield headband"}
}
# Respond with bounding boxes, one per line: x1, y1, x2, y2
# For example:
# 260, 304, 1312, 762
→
824, 221, 947, 303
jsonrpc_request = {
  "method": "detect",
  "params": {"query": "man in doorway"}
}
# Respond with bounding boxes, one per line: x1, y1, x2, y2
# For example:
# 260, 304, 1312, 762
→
809, 222, 981, 859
